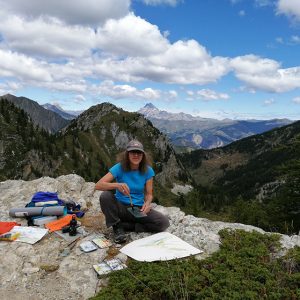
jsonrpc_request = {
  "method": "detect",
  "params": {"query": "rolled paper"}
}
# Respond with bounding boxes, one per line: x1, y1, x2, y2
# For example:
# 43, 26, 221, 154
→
9, 206, 67, 217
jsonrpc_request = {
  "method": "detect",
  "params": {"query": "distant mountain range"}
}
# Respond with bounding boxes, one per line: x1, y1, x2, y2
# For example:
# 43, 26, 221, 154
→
15, 97, 293, 151
0, 95, 190, 205
1, 94, 299, 233
42, 103, 76, 120
138, 103, 293, 150
1, 94, 70, 133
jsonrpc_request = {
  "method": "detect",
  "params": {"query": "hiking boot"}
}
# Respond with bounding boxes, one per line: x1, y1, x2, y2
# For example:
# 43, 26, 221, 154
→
113, 222, 127, 244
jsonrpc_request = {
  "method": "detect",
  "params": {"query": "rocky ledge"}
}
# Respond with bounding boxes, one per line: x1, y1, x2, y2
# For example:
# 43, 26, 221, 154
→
0, 174, 299, 300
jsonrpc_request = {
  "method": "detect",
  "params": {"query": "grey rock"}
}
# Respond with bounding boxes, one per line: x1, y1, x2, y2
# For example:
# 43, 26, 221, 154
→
0, 174, 299, 299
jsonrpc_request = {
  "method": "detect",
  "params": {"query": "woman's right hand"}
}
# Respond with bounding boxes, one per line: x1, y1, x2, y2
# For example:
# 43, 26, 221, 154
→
117, 183, 130, 195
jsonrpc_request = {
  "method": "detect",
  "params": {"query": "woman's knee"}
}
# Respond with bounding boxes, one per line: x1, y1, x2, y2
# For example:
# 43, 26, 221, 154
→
160, 215, 170, 231
99, 191, 114, 207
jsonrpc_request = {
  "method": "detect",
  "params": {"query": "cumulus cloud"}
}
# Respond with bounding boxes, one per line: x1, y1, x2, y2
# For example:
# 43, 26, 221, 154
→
291, 35, 300, 44
0, 0, 300, 100
230, 54, 300, 92
254, 0, 272, 7
90, 39, 230, 84
96, 14, 169, 57
0, 49, 91, 93
142, 0, 183, 6
0, 49, 52, 81
94, 80, 161, 100
264, 98, 275, 105
75, 95, 86, 103
167, 90, 178, 98
0, 81, 22, 95
0, 15, 95, 58
292, 96, 300, 104
196, 89, 230, 101
277, 0, 300, 22
0, 0, 130, 26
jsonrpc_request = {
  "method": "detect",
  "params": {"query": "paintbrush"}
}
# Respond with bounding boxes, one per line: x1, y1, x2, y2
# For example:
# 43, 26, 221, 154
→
126, 193, 147, 218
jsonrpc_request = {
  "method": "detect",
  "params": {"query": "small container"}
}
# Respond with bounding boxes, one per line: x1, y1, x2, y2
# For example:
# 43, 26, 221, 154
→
69, 215, 77, 236
33, 216, 57, 226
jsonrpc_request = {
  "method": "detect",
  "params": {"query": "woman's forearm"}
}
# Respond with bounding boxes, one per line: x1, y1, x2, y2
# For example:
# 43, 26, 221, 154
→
144, 193, 153, 204
95, 181, 119, 191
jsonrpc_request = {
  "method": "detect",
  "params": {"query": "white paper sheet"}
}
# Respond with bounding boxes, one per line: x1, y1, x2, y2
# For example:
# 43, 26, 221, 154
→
120, 232, 202, 261
10, 226, 48, 244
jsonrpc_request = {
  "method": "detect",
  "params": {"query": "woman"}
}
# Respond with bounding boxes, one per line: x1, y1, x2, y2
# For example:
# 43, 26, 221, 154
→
95, 140, 170, 243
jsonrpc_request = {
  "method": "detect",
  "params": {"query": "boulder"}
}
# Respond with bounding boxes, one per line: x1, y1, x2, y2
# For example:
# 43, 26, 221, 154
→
0, 174, 299, 299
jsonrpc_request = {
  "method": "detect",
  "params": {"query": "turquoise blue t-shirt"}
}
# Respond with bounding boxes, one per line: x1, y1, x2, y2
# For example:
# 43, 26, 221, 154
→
109, 163, 155, 206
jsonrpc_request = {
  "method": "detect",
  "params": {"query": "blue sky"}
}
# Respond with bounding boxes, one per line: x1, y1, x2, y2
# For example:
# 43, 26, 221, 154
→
0, 0, 299, 119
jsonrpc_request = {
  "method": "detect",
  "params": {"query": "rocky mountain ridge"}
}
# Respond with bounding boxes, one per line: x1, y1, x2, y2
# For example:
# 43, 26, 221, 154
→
138, 103, 293, 150
1, 174, 299, 300
1, 94, 70, 133
0, 97, 191, 204
42, 103, 76, 120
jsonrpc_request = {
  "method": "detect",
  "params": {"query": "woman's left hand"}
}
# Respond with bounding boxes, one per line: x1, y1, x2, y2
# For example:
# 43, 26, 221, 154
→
140, 202, 151, 214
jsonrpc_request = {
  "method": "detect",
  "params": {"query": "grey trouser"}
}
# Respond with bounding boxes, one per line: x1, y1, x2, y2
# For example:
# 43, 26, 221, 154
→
100, 191, 170, 233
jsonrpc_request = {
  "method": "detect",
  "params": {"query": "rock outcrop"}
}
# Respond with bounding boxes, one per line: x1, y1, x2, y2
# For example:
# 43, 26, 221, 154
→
1, 175, 299, 300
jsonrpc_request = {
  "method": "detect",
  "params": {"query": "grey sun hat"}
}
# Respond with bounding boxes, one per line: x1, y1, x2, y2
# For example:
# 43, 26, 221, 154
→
126, 140, 145, 153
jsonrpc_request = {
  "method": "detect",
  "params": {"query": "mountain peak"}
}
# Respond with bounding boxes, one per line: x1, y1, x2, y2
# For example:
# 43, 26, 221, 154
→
144, 103, 158, 110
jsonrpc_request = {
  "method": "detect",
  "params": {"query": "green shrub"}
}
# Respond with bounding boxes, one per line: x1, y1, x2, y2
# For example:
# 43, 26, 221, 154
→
91, 230, 300, 300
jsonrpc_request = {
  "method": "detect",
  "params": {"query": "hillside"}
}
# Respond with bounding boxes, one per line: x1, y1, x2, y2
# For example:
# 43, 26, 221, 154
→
1, 94, 70, 133
179, 121, 300, 233
1, 175, 299, 300
0, 98, 58, 180
0, 98, 191, 205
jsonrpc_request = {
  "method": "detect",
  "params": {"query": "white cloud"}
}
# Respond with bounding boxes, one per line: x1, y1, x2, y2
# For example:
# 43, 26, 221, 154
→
0, 81, 22, 95
231, 54, 280, 75
277, 0, 300, 22
96, 14, 169, 57
168, 90, 178, 98
231, 54, 300, 92
90, 39, 230, 84
196, 89, 230, 101
1, 1, 300, 99
0, 0, 130, 26
276, 37, 284, 43
292, 96, 300, 104
142, 0, 183, 6
254, 0, 272, 7
0, 49, 52, 81
291, 35, 300, 43
94, 80, 161, 100
264, 98, 275, 105
0, 15, 96, 58
75, 95, 86, 103
42, 81, 87, 93
239, 10, 246, 16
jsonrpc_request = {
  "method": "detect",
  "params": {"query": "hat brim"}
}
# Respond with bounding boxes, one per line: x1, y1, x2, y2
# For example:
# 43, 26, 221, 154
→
126, 147, 144, 153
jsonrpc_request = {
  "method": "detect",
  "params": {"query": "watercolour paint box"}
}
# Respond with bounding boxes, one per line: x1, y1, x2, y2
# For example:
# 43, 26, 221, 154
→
80, 241, 98, 252
92, 237, 112, 248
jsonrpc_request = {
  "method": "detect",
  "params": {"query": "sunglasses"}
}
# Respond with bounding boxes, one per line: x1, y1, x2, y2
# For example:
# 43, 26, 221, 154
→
129, 150, 143, 155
